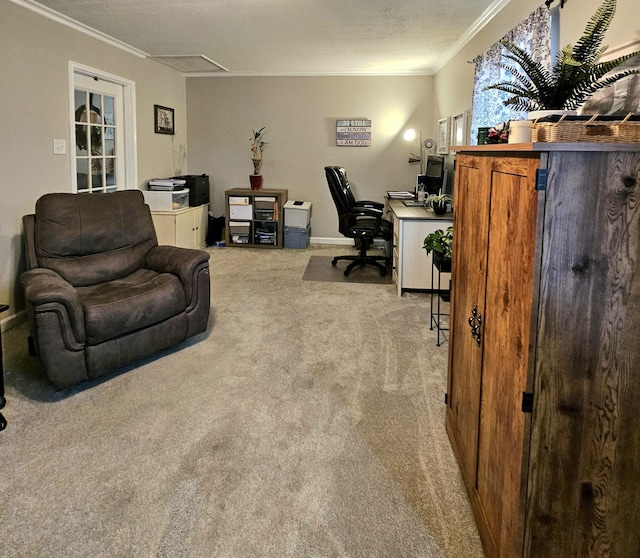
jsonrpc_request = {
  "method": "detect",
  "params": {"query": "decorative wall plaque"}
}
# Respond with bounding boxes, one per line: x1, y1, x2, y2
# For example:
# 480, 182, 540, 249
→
336, 119, 371, 146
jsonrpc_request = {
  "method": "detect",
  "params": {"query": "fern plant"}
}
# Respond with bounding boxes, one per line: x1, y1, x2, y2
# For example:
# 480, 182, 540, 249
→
485, 0, 640, 112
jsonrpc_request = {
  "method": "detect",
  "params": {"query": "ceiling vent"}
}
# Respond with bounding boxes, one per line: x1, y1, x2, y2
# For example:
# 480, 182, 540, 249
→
149, 55, 229, 73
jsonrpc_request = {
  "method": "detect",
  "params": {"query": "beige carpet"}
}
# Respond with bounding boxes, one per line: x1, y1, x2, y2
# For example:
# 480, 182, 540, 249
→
0, 244, 483, 558
302, 255, 393, 284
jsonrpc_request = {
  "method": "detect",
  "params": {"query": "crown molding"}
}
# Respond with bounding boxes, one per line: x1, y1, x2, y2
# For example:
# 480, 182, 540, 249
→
8, 0, 148, 59
432, 0, 512, 73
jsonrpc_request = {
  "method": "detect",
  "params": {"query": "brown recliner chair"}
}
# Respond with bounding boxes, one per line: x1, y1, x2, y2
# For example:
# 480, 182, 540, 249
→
21, 190, 211, 389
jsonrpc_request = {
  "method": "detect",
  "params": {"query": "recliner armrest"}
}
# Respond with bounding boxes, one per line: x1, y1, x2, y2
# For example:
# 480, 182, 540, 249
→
145, 245, 210, 305
21, 268, 86, 343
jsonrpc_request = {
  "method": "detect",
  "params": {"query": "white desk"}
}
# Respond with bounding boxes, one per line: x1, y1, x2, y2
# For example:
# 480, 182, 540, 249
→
385, 199, 453, 297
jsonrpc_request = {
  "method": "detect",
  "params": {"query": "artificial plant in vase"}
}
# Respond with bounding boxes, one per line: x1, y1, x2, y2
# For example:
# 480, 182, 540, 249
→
485, 0, 640, 113
425, 193, 453, 215
249, 126, 268, 189
423, 226, 453, 271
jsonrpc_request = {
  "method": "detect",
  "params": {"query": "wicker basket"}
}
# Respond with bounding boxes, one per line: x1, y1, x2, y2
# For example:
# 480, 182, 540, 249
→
532, 113, 640, 143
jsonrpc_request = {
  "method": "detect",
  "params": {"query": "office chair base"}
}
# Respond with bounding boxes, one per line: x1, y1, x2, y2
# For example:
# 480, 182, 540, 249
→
332, 254, 391, 277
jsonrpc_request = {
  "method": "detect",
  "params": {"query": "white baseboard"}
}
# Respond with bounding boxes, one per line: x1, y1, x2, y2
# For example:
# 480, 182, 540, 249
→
310, 237, 354, 245
1, 309, 27, 333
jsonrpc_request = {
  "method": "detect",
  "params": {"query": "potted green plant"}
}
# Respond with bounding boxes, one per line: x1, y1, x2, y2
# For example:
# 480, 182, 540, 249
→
249, 126, 268, 189
485, 0, 640, 114
425, 193, 453, 215
423, 226, 453, 271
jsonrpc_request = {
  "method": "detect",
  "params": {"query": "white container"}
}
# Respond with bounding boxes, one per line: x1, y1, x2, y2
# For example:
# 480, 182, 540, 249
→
508, 120, 534, 144
229, 204, 253, 220
284, 200, 312, 228
143, 189, 189, 211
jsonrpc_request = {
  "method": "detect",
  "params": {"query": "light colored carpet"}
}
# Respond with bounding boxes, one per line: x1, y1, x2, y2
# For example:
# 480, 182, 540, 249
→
0, 244, 483, 558
302, 255, 393, 284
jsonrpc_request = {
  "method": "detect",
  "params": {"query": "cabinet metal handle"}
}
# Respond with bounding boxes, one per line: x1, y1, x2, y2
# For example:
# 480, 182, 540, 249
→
468, 305, 482, 347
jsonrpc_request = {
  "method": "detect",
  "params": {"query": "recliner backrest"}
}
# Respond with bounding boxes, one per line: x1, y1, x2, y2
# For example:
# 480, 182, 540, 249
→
28, 190, 158, 287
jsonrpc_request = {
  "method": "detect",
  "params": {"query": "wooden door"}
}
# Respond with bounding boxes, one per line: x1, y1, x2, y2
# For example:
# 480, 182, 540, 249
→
447, 154, 491, 487
476, 155, 540, 557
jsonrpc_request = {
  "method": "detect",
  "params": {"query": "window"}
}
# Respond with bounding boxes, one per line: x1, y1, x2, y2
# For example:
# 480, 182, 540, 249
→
69, 63, 137, 193
470, 6, 551, 144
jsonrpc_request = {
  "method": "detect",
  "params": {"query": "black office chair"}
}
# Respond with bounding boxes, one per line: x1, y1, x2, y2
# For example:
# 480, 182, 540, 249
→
324, 166, 392, 277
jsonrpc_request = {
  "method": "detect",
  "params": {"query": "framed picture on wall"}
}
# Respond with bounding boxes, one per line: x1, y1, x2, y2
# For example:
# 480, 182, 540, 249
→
154, 105, 175, 135
451, 111, 470, 147
438, 117, 450, 154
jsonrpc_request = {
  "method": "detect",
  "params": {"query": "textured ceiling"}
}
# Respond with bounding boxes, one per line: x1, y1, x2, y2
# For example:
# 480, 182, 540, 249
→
30, 0, 505, 75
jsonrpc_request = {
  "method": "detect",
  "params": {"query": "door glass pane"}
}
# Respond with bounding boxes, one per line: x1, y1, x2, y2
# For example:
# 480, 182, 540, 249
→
90, 126, 102, 156
105, 127, 115, 156
106, 158, 116, 186
89, 93, 102, 123
76, 125, 88, 156
77, 158, 89, 191
74, 90, 86, 116
103, 96, 115, 126
91, 159, 103, 188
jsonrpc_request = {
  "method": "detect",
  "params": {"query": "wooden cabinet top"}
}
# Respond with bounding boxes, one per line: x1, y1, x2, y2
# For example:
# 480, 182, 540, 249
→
454, 142, 640, 153
225, 188, 288, 196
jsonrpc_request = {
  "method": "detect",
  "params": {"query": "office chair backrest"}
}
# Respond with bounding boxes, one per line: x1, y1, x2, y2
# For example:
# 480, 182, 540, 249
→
325, 166, 356, 216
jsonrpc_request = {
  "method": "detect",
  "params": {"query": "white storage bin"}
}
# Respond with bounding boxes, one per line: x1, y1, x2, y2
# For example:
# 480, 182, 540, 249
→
143, 189, 189, 211
284, 200, 312, 228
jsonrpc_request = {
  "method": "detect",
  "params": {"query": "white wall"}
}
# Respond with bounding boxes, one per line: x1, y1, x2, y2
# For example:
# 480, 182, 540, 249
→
186, 75, 436, 238
0, 0, 187, 325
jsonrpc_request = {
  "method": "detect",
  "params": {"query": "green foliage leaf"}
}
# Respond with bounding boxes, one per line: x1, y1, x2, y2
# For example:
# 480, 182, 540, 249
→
484, 0, 640, 111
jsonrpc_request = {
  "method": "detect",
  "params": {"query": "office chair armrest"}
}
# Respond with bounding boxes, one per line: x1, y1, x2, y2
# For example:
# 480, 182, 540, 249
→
346, 207, 383, 220
355, 200, 384, 211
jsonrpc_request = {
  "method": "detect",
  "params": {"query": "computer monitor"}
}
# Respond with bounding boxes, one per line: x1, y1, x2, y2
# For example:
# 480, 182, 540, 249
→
421, 156, 444, 195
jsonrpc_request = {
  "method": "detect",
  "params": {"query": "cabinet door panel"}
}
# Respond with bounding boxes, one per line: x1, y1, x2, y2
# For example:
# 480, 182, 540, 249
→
477, 157, 539, 557
526, 151, 640, 558
175, 211, 194, 248
447, 156, 491, 486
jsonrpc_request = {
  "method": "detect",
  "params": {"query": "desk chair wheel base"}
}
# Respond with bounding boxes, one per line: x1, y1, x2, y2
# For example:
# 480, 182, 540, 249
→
332, 254, 390, 277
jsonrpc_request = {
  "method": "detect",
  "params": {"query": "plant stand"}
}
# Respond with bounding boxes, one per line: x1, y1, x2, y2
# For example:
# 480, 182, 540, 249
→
0, 304, 8, 431
430, 253, 451, 346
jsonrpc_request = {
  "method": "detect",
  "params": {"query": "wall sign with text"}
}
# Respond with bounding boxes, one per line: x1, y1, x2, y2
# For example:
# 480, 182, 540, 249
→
336, 119, 371, 146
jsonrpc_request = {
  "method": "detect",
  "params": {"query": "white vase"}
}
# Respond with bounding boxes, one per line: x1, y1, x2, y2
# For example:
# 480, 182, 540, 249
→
508, 120, 534, 144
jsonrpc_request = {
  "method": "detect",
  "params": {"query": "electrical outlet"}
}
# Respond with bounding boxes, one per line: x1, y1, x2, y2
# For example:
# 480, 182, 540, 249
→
53, 139, 67, 155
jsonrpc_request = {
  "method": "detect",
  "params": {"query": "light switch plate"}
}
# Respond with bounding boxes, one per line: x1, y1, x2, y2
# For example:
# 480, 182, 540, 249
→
53, 139, 67, 155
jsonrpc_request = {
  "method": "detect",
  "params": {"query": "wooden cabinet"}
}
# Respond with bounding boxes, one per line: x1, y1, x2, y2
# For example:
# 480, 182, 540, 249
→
225, 188, 288, 248
386, 199, 452, 296
447, 144, 640, 558
151, 204, 208, 249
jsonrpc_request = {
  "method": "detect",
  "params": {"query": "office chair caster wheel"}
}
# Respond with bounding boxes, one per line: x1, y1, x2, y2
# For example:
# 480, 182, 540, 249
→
343, 270, 350, 277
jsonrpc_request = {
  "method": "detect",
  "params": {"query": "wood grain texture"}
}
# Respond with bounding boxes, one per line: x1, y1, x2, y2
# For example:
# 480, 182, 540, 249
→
478, 156, 539, 558
525, 151, 640, 558
447, 157, 490, 492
